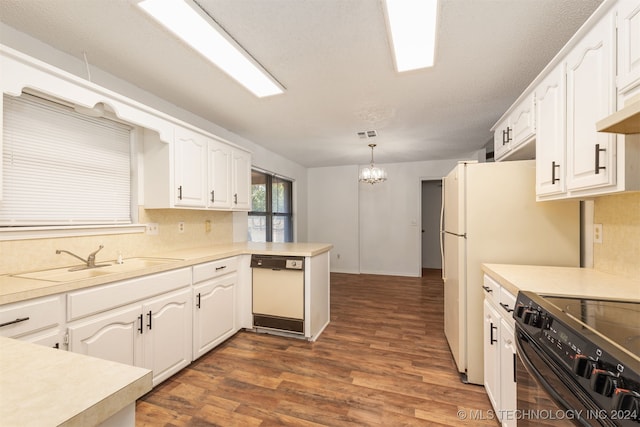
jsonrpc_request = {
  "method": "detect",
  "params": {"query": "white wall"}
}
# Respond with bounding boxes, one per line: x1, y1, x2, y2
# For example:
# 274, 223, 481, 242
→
1, 23, 309, 242
308, 156, 479, 277
308, 166, 360, 273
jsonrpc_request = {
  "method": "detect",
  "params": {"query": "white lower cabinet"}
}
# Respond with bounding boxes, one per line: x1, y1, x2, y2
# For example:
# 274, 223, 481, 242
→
483, 275, 517, 427
0, 294, 66, 350
192, 258, 238, 360
68, 287, 192, 386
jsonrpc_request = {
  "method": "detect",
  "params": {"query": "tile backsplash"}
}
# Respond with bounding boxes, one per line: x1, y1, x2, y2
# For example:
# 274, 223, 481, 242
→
593, 192, 640, 280
0, 208, 233, 275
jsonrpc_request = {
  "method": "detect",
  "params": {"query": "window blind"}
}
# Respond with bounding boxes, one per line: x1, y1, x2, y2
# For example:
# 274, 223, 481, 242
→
1, 93, 132, 226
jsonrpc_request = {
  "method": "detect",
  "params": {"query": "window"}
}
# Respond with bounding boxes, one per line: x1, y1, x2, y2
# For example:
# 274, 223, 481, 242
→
1, 92, 133, 227
248, 170, 293, 242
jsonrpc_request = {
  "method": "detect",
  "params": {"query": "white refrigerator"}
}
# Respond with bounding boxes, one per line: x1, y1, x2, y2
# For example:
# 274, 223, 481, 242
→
441, 160, 580, 385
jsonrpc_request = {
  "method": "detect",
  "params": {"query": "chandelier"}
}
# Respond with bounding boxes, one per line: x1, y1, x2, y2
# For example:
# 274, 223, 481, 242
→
359, 144, 387, 184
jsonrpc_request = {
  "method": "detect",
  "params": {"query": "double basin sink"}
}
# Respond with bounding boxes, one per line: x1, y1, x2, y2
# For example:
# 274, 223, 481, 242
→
11, 257, 183, 282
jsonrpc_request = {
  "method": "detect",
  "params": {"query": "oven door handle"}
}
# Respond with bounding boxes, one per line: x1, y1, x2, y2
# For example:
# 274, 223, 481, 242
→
515, 328, 593, 427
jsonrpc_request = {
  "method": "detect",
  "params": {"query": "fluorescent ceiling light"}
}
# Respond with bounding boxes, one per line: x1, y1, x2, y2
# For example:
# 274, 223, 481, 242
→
137, 0, 284, 97
384, 0, 438, 72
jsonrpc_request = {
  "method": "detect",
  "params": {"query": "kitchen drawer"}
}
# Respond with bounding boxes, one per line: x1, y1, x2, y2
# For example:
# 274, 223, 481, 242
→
499, 286, 517, 325
193, 257, 238, 283
67, 267, 191, 321
0, 295, 64, 338
482, 274, 500, 304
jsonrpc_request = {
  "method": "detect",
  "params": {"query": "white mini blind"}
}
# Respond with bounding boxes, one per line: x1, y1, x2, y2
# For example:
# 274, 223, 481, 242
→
1, 93, 132, 226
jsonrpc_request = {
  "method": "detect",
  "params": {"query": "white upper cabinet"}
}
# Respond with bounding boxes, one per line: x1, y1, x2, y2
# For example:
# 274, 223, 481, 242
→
174, 127, 208, 208
492, 93, 536, 161
232, 149, 252, 211
565, 12, 617, 192
535, 65, 566, 196
144, 125, 252, 211
617, 0, 640, 99
207, 139, 232, 209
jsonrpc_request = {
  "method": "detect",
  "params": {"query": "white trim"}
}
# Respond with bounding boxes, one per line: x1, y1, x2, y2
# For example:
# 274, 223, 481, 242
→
0, 224, 146, 241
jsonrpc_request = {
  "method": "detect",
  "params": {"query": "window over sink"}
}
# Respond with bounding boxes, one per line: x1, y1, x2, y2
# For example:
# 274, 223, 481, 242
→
1, 92, 137, 232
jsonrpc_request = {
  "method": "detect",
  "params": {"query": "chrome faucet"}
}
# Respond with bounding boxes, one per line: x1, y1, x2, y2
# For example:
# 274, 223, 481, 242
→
56, 245, 106, 269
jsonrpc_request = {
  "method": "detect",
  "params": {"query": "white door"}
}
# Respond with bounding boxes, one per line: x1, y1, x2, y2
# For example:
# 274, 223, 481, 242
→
208, 140, 232, 209
232, 149, 251, 210
143, 288, 192, 385
68, 305, 142, 367
483, 300, 501, 413
500, 319, 517, 427
252, 269, 304, 319
193, 275, 237, 359
174, 127, 208, 207
536, 64, 566, 196
565, 13, 616, 191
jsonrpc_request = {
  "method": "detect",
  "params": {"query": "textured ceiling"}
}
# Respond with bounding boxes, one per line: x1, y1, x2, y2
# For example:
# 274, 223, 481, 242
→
0, 0, 602, 167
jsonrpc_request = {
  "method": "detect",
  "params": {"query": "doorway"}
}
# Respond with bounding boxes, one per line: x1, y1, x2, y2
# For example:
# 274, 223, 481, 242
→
421, 180, 442, 276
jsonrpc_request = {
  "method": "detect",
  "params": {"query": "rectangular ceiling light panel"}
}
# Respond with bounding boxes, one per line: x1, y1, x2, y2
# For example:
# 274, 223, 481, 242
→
138, 0, 284, 97
384, 0, 438, 72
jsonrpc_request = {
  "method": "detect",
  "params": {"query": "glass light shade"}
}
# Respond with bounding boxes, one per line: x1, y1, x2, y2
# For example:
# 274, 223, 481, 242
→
359, 165, 388, 184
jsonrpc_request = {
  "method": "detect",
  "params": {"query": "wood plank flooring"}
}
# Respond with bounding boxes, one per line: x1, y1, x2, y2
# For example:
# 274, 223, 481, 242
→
136, 270, 497, 426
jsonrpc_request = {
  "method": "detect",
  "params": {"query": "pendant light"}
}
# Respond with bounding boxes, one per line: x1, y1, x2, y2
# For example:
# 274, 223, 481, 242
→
359, 144, 387, 184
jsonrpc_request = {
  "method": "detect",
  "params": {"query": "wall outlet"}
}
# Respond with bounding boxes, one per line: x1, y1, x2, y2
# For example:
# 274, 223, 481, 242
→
205, 219, 211, 233
594, 223, 603, 244
178, 221, 185, 233
145, 223, 159, 235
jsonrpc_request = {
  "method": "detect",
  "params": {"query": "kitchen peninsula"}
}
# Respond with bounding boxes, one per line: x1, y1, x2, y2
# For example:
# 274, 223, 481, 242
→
0, 242, 332, 426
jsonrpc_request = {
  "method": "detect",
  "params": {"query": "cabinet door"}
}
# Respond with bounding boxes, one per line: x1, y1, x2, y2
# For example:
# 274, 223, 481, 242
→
174, 127, 208, 207
500, 319, 517, 427
232, 149, 251, 210
68, 305, 142, 367
483, 300, 501, 413
493, 119, 511, 160
565, 13, 617, 191
617, 1, 640, 96
23, 329, 66, 350
510, 92, 535, 149
208, 139, 232, 209
536, 65, 567, 196
143, 288, 192, 385
193, 274, 237, 359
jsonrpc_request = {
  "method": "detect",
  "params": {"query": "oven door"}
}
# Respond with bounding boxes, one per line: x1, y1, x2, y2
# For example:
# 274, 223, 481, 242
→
515, 325, 614, 427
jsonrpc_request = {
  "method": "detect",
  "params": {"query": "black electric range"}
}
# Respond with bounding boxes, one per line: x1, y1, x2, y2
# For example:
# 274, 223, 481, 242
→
514, 291, 640, 426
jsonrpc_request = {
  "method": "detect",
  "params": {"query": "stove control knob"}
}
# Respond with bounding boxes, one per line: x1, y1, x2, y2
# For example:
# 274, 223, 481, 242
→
573, 355, 597, 379
523, 309, 541, 327
515, 304, 526, 319
590, 369, 619, 397
611, 388, 640, 421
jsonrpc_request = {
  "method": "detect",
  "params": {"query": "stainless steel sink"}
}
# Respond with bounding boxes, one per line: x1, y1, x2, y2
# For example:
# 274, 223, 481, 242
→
11, 257, 182, 282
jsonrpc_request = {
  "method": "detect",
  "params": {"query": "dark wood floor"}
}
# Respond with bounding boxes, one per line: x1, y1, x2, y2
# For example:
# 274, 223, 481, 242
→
136, 270, 496, 426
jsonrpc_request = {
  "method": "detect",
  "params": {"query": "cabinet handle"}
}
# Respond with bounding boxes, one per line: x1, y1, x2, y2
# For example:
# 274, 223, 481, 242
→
53, 343, 60, 349
500, 302, 514, 313
138, 314, 144, 334
196, 293, 201, 309
594, 144, 606, 175
506, 126, 512, 143
482, 285, 493, 293
513, 353, 517, 383
502, 129, 508, 145
215, 265, 227, 271
551, 161, 560, 184
147, 310, 152, 330
178, 185, 183, 200
0, 317, 29, 328
234, 193, 238, 205
210, 190, 215, 203
490, 322, 498, 345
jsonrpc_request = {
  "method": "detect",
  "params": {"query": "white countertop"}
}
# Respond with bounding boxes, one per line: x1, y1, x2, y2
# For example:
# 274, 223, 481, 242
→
0, 242, 333, 305
0, 336, 152, 427
482, 263, 640, 301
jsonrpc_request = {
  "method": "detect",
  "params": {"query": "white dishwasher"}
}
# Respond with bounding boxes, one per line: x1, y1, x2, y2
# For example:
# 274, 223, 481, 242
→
251, 255, 305, 334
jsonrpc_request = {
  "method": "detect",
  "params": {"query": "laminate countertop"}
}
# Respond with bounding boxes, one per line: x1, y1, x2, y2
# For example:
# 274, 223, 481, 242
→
482, 263, 640, 302
0, 242, 333, 305
0, 336, 152, 427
